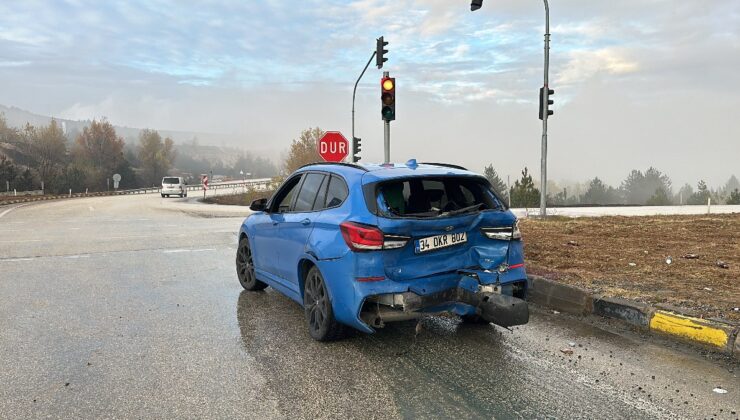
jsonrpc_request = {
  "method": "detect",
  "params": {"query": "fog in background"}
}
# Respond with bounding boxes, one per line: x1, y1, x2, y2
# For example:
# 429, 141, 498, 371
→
0, 0, 737, 188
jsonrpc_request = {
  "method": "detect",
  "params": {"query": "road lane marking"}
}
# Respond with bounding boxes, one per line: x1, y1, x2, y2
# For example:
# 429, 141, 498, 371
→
649, 310, 729, 348
88, 206, 95, 212
0, 239, 43, 243
0, 204, 30, 219
65, 255, 90, 259
108, 235, 152, 239
162, 248, 217, 254
4, 257, 35, 262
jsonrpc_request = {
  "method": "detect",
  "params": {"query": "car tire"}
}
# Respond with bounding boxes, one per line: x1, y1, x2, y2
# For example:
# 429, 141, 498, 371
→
161, 194, 165, 198
236, 237, 267, 291
304, 266, 345, 341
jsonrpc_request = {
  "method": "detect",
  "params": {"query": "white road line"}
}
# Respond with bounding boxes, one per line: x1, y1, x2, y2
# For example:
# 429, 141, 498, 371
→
3, 257, 34, 262
65, 254, 90, 259
108, 235, 152, 240
0, 239, 42, 243
162, 248, 217, 254
88, 206, 95, 212
0, 204, 29, 219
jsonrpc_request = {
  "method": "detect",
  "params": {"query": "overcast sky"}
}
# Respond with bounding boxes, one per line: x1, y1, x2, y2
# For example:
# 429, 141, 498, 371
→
0, 0, 738, 188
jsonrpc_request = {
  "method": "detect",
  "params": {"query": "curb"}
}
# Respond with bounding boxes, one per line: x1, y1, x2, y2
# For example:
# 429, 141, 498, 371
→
527, 275, 739, 359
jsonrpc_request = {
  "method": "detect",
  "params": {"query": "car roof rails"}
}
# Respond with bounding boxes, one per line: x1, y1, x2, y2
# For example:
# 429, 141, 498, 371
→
418, 162, 468, 171
297, 162, 369, 172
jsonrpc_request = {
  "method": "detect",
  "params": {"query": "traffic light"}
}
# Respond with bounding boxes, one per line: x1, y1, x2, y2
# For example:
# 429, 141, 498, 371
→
539, 87, 554, 120
352, 137, 362, 162
376, 36, 388, 69
471, 0, 483, 11
381, 76, 396, 121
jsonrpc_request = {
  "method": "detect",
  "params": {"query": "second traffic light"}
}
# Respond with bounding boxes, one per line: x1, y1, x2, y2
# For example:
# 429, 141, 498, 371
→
352, 137, 362, 162
539, 87, 554, 120
376, 36, 388, 69
381, 76, 396, 121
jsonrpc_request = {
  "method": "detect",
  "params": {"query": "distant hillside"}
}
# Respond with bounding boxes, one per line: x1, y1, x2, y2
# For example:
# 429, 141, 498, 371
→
0, 104, 279, 161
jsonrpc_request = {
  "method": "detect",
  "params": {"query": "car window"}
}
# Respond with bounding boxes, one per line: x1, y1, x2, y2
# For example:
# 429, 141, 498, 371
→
312, 175, 329, 211
272, 176, 302, 213
324, 176, 349, 208
293, 173, 325, 212
163, 177, 180, 184
377, 176, 501, 218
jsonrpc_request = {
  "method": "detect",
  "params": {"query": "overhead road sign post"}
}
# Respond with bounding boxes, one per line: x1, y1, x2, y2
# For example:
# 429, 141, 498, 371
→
318, 132, 349, 163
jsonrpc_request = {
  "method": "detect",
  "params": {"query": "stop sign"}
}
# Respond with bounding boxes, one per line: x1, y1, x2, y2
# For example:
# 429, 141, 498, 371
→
318, 131, 349, 162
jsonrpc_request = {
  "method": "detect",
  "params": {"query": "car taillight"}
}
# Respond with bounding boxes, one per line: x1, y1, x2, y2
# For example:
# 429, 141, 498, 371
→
340, 222, 409, 252
481, 221, 522, 240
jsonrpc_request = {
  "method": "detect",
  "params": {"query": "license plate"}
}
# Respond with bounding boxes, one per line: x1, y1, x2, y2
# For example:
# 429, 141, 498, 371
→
414, 232, 467, 254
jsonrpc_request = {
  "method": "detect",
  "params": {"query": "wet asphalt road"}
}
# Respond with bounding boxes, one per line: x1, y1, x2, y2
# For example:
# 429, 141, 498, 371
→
0, 195, 738, 419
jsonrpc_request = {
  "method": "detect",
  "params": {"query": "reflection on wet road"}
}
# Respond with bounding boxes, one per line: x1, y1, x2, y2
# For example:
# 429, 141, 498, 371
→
0, 195, 737, 419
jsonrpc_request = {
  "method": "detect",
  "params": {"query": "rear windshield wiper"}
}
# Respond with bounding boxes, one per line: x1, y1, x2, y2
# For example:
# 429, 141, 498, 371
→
440, 203, 484, 217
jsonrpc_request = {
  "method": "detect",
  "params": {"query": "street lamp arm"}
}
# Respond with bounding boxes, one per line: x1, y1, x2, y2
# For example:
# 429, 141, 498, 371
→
351, 51, 377, 162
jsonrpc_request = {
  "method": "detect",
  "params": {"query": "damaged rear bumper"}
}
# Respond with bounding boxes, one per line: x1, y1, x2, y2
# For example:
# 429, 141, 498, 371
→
360, 273, 529, 329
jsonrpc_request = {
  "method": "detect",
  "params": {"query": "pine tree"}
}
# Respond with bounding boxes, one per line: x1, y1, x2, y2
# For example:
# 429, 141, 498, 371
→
483, 164, 509, 203
727, 189, 740, 205
510, 167, 540, 208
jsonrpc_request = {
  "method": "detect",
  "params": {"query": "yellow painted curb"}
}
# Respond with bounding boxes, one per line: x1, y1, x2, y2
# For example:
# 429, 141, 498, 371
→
649, 310, 729, 348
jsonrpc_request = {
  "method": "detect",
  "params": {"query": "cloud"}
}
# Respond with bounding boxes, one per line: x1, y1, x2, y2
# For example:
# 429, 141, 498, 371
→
557, 48, 639, 85
0, 60, 31, 67
0, 0, 737, 188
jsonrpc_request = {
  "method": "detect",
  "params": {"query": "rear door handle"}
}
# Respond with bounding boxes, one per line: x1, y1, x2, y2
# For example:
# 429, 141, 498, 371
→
301, 218, 311, 226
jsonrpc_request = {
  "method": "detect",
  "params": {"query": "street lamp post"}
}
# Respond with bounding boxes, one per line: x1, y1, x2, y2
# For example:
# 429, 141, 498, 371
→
471, 0, 551, 217
540, 0, 550, 217
352, 51, 377, 163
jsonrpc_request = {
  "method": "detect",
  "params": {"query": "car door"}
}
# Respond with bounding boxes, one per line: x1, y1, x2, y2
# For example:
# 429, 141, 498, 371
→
276, 172, 327, 286
251, 175, 302, 277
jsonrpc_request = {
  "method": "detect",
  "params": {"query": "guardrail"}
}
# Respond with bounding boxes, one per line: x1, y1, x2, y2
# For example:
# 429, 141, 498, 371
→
0, 178, 274, 205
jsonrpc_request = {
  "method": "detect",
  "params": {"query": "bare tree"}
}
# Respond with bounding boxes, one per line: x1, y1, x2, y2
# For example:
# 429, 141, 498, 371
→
283, 127, 324, 174
31, 119, 67, 187
138, 129, 176, 186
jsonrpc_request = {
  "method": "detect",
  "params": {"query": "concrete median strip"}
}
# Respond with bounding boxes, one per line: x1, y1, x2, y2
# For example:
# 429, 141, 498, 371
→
649, 310, 732, 349
528, 274, 739, 359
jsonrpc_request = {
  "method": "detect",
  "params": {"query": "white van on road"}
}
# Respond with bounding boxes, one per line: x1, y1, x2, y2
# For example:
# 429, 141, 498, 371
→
161, 177, 187, 198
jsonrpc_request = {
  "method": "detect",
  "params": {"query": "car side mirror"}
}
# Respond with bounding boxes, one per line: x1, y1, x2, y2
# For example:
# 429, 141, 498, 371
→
250, 198, 268, 212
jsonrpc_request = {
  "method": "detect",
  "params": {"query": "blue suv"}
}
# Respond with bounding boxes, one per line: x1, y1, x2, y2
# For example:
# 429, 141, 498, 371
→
237, 161, 529, 341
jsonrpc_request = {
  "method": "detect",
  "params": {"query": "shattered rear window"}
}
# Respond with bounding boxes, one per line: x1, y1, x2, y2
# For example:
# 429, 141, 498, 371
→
376, 176, 502, 218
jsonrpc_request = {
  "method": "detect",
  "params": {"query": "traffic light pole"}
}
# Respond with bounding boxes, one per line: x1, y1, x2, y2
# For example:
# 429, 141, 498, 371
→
383, 71, 390, 163
540, 0, 550, 217
383, 121, 390, 163
470, 0, 551, 216
351, 51, 377, 163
